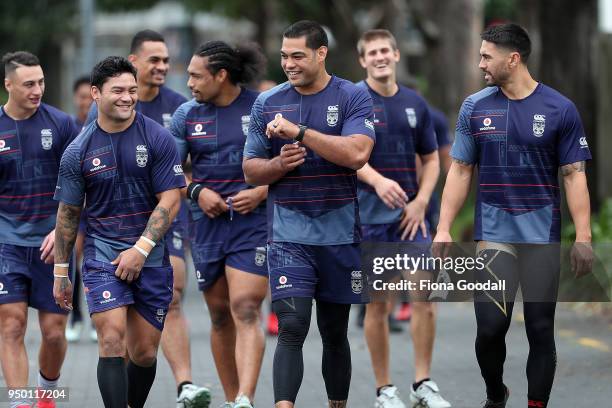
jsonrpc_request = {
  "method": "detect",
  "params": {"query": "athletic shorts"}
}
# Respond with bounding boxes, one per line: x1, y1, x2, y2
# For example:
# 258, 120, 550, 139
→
0, 243, 72, 314
190, 210, 267, 291
267, 242, 367, 304
82, 259, 173, 331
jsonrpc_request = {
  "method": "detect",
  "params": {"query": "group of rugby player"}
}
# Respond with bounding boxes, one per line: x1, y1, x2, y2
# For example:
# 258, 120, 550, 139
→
0, 18, 593, 408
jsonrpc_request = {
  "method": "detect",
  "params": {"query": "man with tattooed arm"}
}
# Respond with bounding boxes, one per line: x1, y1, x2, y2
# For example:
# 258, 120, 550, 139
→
52, 56, 185, 408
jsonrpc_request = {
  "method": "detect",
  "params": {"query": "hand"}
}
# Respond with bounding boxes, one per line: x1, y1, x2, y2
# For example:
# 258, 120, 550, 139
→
229, 188, 266, 215
198, 188, 229, 219
374, 177, 408, 209
40, 229, 55, 264
571, 241, 593, 278
53, 276, 73, 311
432, 230, 453, 259
111, 247, 146, 284
266, 114, 300, 140
278, 143, 307, 172
398, 198, 428, 241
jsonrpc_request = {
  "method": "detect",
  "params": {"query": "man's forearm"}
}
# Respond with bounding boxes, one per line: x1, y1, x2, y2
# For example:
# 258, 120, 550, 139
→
55, 202, 82, 263
356, 163, 384, 186
563, 165, 591, 241
414, 153, 440, 206
243, 157, 287, 186
142, 191, 180, 243
302, 130, 373, 170
437, 160, 473, 232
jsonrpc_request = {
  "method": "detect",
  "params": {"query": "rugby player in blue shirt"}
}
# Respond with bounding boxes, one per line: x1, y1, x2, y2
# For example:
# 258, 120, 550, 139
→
0, 51, 80, 408
171, 41, 268, 408
243, 20, 375, 408
53, 56, 185, 408
355, 29, 451, 408
434, 24, 593, 408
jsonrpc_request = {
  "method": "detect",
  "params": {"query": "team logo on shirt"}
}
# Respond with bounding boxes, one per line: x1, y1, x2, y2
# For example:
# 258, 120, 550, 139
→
254, 246, 266, 267
41, 129, 53, 150
405, 108, 417, 128
326, 105, 339, 127
365, 118, 374, 131
241, 115, 251, 136
136, 144, 148, 167
0, 282, 8, 295
532, 114, 546, 137
351, 270, 363, 294
162, 113, 172, 129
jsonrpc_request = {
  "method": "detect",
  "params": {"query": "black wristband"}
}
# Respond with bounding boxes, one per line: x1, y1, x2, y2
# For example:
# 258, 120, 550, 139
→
294, 124, 307, 142
187, 182, 203, 201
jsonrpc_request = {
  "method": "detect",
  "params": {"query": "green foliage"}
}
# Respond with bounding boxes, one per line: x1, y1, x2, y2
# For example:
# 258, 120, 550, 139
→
563, 198, 612, 243
97, 0, 160, 12
484, 0, 517, 24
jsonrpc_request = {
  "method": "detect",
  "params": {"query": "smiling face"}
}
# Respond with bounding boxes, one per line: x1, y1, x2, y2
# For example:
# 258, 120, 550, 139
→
478, 40, 517, 86
5, 64, 45, 111
280, 36, 327, 90
92, 73, 138, 123
359, 37, 400, 82
129, 40, 169, 87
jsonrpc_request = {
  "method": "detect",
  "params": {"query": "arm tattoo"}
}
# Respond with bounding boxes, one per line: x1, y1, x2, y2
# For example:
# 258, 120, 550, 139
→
328, 401, 347, 408
142, 206, 171, 242
452, 158, 472, 166
55, 202, 82, 263
561, 161, 585, 176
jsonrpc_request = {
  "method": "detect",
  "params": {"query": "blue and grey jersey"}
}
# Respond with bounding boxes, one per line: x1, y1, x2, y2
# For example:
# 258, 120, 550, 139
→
450, 83, 592, 243
54, 112, 186, 267
244, 76, 375, 245
0, 103, 79, 246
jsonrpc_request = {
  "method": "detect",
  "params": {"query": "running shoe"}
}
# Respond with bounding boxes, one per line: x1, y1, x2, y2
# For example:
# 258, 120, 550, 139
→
481, 385, 509, 408
409, 380, 451, 408
219, 403, 234, 408
176, 384, 211, 408
267, 312, 279, 336
234, 394, 254, 408
65, 321, 83, 342
375, 385, 407, 408
395, 302, 412, 322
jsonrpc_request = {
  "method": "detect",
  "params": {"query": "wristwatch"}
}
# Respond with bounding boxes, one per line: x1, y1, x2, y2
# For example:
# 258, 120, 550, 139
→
294, 124, 307, 142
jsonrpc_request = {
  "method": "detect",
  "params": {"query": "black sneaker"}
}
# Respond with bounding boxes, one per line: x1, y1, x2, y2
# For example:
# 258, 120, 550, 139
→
481, 385, 509, 408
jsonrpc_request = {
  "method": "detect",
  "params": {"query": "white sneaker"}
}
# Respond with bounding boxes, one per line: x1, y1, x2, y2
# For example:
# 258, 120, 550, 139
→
233, 394, 253, 408
375, 385, 407, 408
219, 402, 234, 408
176, 384, 211, 408
65, 321, 83, 342
409, 380, 451, 408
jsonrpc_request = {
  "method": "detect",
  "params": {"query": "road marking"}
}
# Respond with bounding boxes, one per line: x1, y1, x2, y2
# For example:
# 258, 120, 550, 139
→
577, 337, 610, 352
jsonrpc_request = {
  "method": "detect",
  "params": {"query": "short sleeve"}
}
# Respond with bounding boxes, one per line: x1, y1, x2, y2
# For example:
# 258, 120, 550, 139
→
169, 101, 192, 163
54, 142, 86, 206
84, 102, 98, 126
415, 102, 438, 155
151, 128, 187, 194
340, 87, 375, 140
450, 97, 477, 164
243, 95, 272, 159
432, 109, 451, 147
558, 102, 592, 166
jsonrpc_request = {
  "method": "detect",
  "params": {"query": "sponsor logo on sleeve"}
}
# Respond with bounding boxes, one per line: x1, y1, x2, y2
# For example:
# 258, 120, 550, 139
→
0, 282, 8, 295
365, 118, 374, 131
173, 164, 184, 176
579, 136, 589, 149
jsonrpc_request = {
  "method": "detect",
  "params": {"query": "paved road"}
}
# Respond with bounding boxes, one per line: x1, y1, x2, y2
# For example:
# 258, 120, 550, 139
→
11, 280, 612, 407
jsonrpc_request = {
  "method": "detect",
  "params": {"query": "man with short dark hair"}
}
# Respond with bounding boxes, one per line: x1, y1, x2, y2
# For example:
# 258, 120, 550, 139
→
0, 50, 80, 408
243, 20, 375, 408
434, 23, 593, 408
53, 56, 185, 408
85, 30, 209, 406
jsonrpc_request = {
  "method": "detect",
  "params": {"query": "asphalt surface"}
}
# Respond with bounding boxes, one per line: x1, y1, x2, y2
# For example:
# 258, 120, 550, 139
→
11, 276, 612, 407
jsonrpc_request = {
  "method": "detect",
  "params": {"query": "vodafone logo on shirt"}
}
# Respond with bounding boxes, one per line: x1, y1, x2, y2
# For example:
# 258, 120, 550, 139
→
479, 117, 496, 131
0, 139, 10, 152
